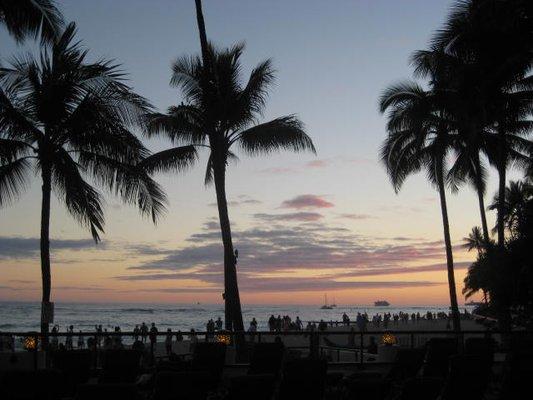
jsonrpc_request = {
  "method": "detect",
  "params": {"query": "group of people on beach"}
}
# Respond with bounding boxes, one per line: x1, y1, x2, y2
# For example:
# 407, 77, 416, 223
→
268, 315, 304, 331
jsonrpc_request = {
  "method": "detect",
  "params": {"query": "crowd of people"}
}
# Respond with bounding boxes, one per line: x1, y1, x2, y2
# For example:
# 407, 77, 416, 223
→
268, 315, 304, 331
1, 309, 471, 353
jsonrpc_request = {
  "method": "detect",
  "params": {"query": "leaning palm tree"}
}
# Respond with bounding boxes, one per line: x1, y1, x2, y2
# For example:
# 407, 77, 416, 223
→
0, 23, 166, 335
144, 43, 315, 331
379, 81, 461, 331
0, 0, 63, 43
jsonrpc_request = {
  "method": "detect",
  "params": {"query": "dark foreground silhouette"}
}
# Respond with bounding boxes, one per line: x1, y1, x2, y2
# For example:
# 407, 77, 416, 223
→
0, 334, 532, 400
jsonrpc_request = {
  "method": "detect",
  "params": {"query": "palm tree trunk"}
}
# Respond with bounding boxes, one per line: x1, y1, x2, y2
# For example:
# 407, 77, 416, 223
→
436, 167, 461, 331
40, 164, 52, 337
497, 129, 506, 248
212, 159, 244, 332
476, 187, 489, 242
194, 0, 210, 67
473, 159, 489, 242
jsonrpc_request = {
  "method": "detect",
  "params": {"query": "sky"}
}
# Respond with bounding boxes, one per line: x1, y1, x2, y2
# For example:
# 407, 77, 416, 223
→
0, 0, 520, 306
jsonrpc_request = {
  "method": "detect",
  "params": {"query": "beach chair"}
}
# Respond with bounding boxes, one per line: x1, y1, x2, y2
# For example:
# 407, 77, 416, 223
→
439, 355, 491, 400
0, 369, 63, 400
247, 342, 285, 376
76, 383, 139, 400
226, 374, 277, 400
422, 338, 458, 378
277, 359, 327, 400
99, 349, 142, 383
50, 350, 93, 395
153, 371, 212, 400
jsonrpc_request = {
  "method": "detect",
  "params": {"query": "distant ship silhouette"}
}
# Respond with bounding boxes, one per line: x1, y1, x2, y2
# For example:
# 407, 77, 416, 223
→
374, 300, 390, 306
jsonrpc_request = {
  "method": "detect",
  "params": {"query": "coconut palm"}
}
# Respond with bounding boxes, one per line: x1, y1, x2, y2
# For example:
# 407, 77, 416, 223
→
0, 23, 166, 335
0, 0, 63, 43
463, 227, 486, 255
411, 48, 493, 242
144, 43, 315, 331
379, 81, 461, 331
430, 0, 533, 248
489, 180, 533, 239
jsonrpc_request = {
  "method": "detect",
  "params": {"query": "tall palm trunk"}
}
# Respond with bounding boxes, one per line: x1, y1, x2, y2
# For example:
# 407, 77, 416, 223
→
497, 128, 506, 248
472, 154, 489, 242
436, 165, 461, 331
194, 0, 243, 332
194, 0, 210, 70
212, 158, 244, 332
40, 163, 52, 337
476, 186, 489, 242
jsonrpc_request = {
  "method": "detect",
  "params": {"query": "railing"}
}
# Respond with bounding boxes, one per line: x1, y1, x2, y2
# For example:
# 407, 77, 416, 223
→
0, 329, 531, 370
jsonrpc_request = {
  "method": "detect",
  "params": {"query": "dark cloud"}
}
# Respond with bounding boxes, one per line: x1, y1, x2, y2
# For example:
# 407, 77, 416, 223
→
120, 216, 466, 294
253, 212, 323, 222
281, 194, 334, 209
0, 236, 99, 259
207, 195, 262, 208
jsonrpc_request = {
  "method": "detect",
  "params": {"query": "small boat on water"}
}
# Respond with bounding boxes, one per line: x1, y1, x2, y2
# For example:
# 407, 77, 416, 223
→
331, 296, 337, 308
321, 294, 333, 310
374, 300, 390, 306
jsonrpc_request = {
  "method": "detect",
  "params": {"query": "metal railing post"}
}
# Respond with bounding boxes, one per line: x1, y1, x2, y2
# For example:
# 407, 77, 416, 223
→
359, 332, 364, 367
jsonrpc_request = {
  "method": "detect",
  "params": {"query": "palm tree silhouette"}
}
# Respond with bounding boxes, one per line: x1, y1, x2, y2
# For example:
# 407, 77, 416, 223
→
0, 0, 63, 44
489, 180, 533, 239
0, 23, 166, 335
463, 227, 489, 256
411, 48, 492, 243
430, 0, 533, 249
144, 43, 315, 331
379, 81, 461, 331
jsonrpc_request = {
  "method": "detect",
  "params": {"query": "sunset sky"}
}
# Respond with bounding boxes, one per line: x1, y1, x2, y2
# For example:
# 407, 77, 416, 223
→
0, 0, 519, 305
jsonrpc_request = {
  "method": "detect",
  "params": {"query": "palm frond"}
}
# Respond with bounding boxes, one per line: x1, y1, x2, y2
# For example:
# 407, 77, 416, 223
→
0, 157, 31, 207
139, 145, 198, 174
76, 151, 167, 223
236, 115, 315, 155
0, 0, 63, 44
144, 105, 205, 145
50, 150, 105, 242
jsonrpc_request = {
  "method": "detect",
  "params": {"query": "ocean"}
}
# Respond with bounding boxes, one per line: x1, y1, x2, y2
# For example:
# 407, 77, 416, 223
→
0, 302, 474, 333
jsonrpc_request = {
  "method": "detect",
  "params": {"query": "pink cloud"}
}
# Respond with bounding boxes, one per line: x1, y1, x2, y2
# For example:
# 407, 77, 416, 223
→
281, 194, 334, 209
306, 160, 329, 168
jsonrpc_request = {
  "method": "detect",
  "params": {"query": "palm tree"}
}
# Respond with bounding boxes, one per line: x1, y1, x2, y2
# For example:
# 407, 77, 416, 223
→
144, 43, 315, 331
463, 227, 486, 255
430, 0, 533, 249
411, 48, 493, 243
379, 81, 461, 331
489, 180, 533, 239
0, 0, 63, 43
0, 23, 166, 335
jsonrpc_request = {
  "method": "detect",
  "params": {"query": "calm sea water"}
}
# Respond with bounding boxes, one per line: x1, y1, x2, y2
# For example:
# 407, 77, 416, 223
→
0, 302, 474, 333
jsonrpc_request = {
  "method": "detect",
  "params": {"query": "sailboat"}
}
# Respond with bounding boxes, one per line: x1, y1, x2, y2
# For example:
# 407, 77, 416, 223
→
320, 294, 333, 310
331, 296, 337, 308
